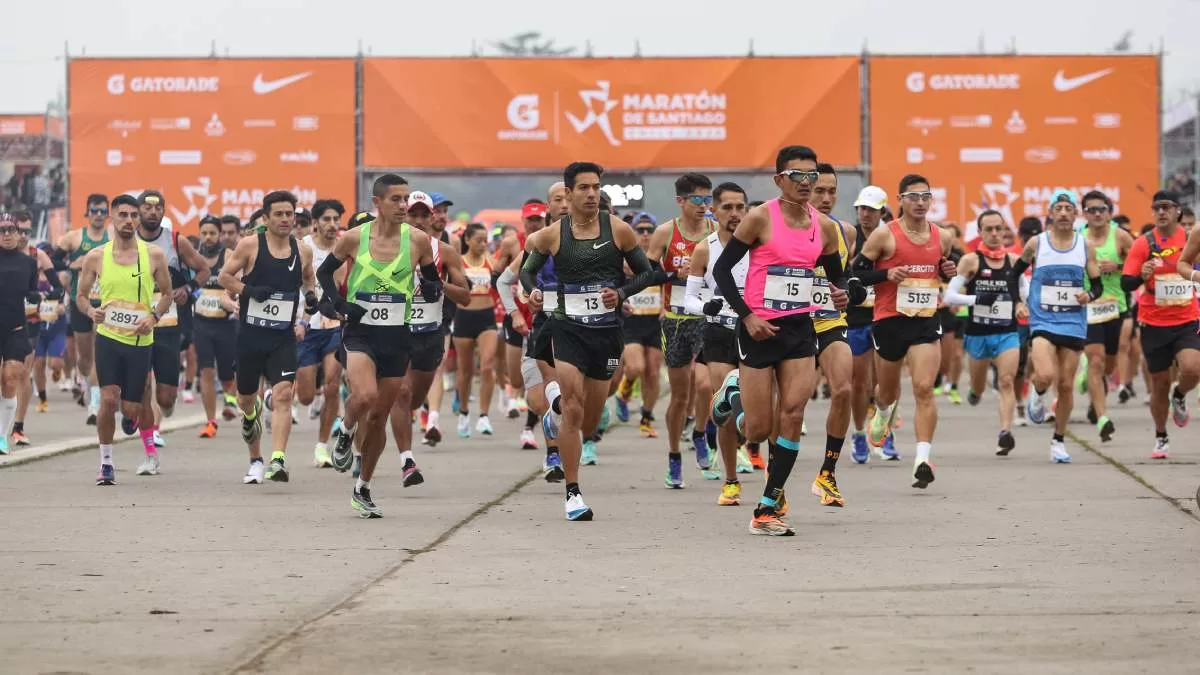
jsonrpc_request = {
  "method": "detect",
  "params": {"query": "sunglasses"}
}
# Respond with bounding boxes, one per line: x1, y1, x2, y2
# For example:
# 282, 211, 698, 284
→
89, 208, 109, 215
17, 228, 32, 235
0, 226, 17, 235
778, 169, 819, 184
1084, 206, 1110, 215
684, 195, 713, 206
636, 227, 655, 234
900, 191, 934, 201
1152, 202, 1179, 212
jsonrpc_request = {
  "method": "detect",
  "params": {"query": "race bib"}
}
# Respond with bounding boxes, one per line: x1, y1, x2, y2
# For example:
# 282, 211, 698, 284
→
38, 301, 61, 323
896, 278, 940, 318
409, 296, 443, 333
860, 284, 876, 308
628, 287, 660, 316
762, 266, 814, 312
972, 299, 1014, 325
1153, 274, 1195, 306
466, 269, 492, 295
1038, 282, 1083, 313
1086, 296, 1120, 324
24, 299, 37, 318
102, 299, 149, 336
152, 293, 179, 327
811, 276, 838, 320
563, 282, 616, 326
245, 292, 297, 330
668, 284, 689, 314
354, 292, 407, 327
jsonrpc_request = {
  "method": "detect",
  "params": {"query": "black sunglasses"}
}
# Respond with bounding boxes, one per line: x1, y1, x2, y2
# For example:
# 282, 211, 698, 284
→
89, 207, 109, 215
1083, 206, 1110, 215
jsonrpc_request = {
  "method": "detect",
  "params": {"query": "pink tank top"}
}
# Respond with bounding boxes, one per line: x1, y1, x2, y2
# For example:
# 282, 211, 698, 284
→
744, 198, 824, 320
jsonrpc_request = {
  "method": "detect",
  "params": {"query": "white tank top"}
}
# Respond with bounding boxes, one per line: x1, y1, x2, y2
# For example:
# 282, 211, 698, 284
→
303, 234, 339, 330
703, 231, 749, 327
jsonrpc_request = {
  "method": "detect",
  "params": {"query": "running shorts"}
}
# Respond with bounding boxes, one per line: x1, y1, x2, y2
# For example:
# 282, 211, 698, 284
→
1031, 330, 1085, 353
735, 313, 817, 370
848, 325, 874, 357
452, 307, 497, 340
193, 318, 237, 383
68, 303, 94, 334
937, 308, 958, 336
150, 328, 182, 388
871, 316, 942, 363
623, 315, 662, 349
0, 325, 31, 362
236, 327, 298, 395
816, 326, 849, 359
95, 333, 152, 403
501, 314, 525, 348
1140, 321, 1200, 374
1086, 315, 1124, 356
35, 322, 67, 359
660, 316, 704, 369
526, 314, 554, 366
408, 330, 445, 372
550, 319, 621, 380
702, 323, 738, 366
964, 332, 1021, 361
339, 328, 411, 380
297, 327, 342, 368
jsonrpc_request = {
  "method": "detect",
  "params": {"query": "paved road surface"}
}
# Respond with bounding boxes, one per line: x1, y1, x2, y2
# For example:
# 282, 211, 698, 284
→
1, 383, 1197, 675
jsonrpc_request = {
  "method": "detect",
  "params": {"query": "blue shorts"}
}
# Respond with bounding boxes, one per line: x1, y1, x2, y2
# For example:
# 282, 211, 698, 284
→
297, 328, 342, 368
848, 325, 874, 357
35, 320, 67, 358
964, 332, 1021, 361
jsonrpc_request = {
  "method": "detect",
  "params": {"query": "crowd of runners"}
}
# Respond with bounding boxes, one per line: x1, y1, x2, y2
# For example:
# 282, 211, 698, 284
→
2, 144, 1199, 536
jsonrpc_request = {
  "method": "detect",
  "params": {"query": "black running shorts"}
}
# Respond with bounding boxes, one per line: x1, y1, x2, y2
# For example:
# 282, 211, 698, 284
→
1031, 329, 1086, 353
550, 319, 621, 380
340, 329, 411, 380
735, 313, 818, 370
816, 325, 849, 359
623, 315, 662, 349
0, 325, 31, 362
193, 318, 237, 383
526, 314, 554, 366
702, 323, 738, 366
68, 303, 94, 334
452, 307, 497, 340
1086, 316, 1124, 356
95, 334, 152, 403
1140, 321, 1200, 374
151, 328, 183, 388
408, 330, 445, 372
236, 327, 298, 395
871, 316, 942, 363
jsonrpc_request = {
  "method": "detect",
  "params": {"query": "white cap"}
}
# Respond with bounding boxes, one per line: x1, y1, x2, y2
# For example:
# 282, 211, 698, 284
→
407, 191, 435, 211
853, 186, 888, 210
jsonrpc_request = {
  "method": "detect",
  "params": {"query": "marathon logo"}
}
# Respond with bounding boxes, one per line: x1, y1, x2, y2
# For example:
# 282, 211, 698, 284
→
107, 74, 221, 95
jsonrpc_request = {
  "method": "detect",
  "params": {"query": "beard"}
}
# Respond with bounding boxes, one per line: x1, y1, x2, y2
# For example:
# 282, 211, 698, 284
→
199, 241, 223, 257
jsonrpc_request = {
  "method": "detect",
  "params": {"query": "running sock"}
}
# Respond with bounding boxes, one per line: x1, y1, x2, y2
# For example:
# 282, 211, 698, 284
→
244, 402, 259, 421
1052, 433, 1064, 443
640, 407, 653, 421
565, 482, 581, 498
546, 443, 559, 458
139, 427, 156, 455
691, 429, 705, 444
355, 478, 369, 491
1172, 385, 1186, 402
725, 478, 739, 485
99, 443, 113, 465
915, 441, 931, 463
551, 398, 562, 415
427, 410, 440, 428
12, 420, 22, 434
874, 400, 896, 423
399, 450, 414, 465
271, 449, 286, 461
589, 430, 602, 443
37, 390, 46, 403
88, 385, 101, 409
0, 397, 16, 438
822, 435, 844, 473
525, 410, 537, 430
705, 420, 717, 450
760, 436, 799, 509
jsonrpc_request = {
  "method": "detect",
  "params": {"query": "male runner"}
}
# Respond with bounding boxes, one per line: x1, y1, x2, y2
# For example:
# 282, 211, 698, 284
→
1079, 190, 1133, 442
14, 211, 61, 445
945, 210, 1026, 455
647, 173, 715, 487
54, 193, 109, 424
219, 216, 241, 250
521, 162, 661, 521
1013, 190, 1102, 463
218, 191, 317, 485
615, 213, 664, 437
421, 191, 458, 444
847, 174, 958, 488
297, 198, 346, 466
319, 175, 439, 517
0, 214, 50, 453
74, 196, 172, 483
192, 217, 240, 438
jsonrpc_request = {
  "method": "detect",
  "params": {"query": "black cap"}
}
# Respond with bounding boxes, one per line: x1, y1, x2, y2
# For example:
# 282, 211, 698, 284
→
137, 189, 164, 205
199, 215, 221, 227
295, 207, 311, 223
1152, 190, 1181, 205
348, 211, 376, 229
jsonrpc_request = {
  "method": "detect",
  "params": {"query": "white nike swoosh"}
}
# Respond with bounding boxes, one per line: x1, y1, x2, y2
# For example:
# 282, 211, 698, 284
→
1053, 68, 1114, 92
287, 257, 296, 271
592, 241, 611, 250
841, 330, 848, 339
253, 72, 312, 95
737, 335, 748, 361
936, 324, 943, 336
280, 371, 295, 376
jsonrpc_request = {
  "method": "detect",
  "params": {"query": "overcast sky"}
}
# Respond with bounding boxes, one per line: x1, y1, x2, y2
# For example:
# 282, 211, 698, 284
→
2, 0, 1198, 113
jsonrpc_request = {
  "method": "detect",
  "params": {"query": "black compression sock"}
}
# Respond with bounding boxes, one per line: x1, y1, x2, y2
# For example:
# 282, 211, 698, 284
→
692, 429, 704, 441
762, 439, 799, 504
12, 421, 23, 433
822, 435, 844, 473
525, 410, 537, 430
565, 482, 580, 497
1156, 430, 1168, 439
706, 424, 717, 451
1052, 433, 1064, 443
37, 390, 46, 403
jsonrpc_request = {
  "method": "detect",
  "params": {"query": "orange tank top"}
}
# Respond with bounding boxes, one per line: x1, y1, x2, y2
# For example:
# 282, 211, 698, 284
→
874, 220, 943, 321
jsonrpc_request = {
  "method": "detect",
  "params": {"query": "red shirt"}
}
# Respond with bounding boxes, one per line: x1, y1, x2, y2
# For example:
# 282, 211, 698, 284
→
1122, 227, 1198, 327
874, 220, 943, 321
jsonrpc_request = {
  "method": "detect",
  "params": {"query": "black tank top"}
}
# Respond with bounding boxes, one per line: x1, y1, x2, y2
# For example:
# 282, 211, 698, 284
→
965, 252, 1017, 336
846, 224, 873, 328
552, 214, 622, 327
239, 233, 301, 332
0, 248, 37, 331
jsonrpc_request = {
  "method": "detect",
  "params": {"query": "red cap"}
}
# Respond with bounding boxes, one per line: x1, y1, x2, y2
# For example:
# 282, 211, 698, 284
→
522, 203, 548, 219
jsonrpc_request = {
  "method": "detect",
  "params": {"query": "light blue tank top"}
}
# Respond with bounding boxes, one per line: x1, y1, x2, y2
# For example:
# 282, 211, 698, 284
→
1029, 231, 1087, 340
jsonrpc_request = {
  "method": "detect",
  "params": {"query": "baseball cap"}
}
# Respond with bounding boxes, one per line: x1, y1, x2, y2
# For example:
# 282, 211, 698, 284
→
137, 189, 164, 206
294, 207, 311, 222
1048, 189, 1077, 207
1152, 189, 1181, 205
633, 211, 657, 227
428, 192, 454, 208
348, 211, 376, 229
407, 191, 436, 212
521, 202, 548, 219
853, 186, 888, 210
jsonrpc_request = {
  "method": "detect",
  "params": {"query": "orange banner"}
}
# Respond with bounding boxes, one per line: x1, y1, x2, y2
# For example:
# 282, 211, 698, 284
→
364, 57, 861, 170
869, 55, 1159, 240
68, 58, 355, 233
0, 115, 63, 138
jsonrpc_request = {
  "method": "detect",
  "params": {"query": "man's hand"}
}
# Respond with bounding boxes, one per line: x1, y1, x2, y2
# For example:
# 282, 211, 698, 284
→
242, 284, 273, 302
830, 286, 848, 311
1141, 260, 1156, 280
133, 314, 156, 336
528, 289, 543, 313
1015, 303, 1029, 321
89, 306, 106, 323
318, 295, 340, 320
886, 266, 910, 283
25, 291, 41, 306
511, 311, 529, 336
600, 287, 620, 310
294, 322, 307, 341
1098, 259, 1119, 274
940, 258, 957, 279
171, 286, 190, 305
621, 300, 633, 316
420, 278, 443, 302
341, 301, 366, 325
304, 291, 320, 316
1075, 290, 1092, 305
742, 313, 778, 341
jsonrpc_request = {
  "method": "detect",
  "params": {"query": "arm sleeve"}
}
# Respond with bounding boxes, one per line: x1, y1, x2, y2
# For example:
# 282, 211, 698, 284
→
1019, 273, 1030, 302
42, 267, 63, 293
519, 250, 548, 295
316, 252, 347, 305
683, 275, 706, 315
1121, 274, 1144, 293
816, 252, 845, 287
712, 237, 753, 319
617, 246, 668, 300
943, 275, 975, 306
847, 254, 888, 286
496, 266, 519, 313
1088, 274, 1104, 300
1010, 257, 1031, 287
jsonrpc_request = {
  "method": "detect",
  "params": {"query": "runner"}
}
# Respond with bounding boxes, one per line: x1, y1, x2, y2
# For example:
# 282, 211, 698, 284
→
217, 190, 317, 486
53, 192, 109, 424
1012, 190, 1103, 463
520, 162, 662, 520
13, 212, 61, 445
936, 223, 967, 404
944, 210, 1026, 455
647, 173, 715, 487
708, 145, 850, 536
297, 198, 346, 465
74, 196, 173, 483
847, 173, 958, 489
1080, 190, 1133, 442
318, 174, 439, 517
453, 222, 500, 438
192, 217, 241, 438
615, 212, 664, 438
420, 192, 460, 446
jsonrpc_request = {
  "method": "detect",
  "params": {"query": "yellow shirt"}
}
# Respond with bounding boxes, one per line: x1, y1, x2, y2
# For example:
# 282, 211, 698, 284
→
813, 220, 850, 334
95, 240, 156, 346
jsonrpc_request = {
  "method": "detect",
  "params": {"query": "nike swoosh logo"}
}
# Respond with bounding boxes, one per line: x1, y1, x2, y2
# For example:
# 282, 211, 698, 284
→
592, 241, 611, 250
737, 335, 748, 361
253, 72, 312, 95
1053, 68, 1114, 92
841, 330, 848, 339
936, 324, 943, 336
280, 371, 295, 377
287, 257, 296, 271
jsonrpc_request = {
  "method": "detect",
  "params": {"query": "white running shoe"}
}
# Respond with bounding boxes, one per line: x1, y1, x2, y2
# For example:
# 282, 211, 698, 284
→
152, 430, 165, 447
181, 390, 196, 404
476, 415, 494, 435
1050, 439, 1072, 464
520, 428, 538, 450
565, 492, 593, 521
309, 393, 324, 420
136, 453, 160, 476
457, 413, 471, 438
243, 461, 265, 484
291, 404, 300, 425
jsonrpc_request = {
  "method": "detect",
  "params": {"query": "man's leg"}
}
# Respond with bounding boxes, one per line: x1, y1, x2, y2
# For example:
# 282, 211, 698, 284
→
318, 351, 342, 445
554, 360, 588, 486
706, 360, 739, 483
906, 341, 941, 484
1053, 346, 1082, 438
359, 377, 404, 484
1085, 341, 1112, 436
994, 348, 1019, 434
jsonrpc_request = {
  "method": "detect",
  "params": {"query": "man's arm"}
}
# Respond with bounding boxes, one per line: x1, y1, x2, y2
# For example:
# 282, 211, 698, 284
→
441, 243, 472, 306
176, 235, 211, 287
683, 238, 709, 316
645, 221, 672, 264
1177, 228, 1200, 282
299, 244, 316, 294
316, 230, 358, 306
217, 236, 255, 297
614, 217, 669, 300
1122, 236, 1150, 292
1009, 235, 1039, 281
35, 249, 63, 296
75, 249, 99, 315
712, 207, 767, 318
149, 248, 174, 317
518, 228, 552, 295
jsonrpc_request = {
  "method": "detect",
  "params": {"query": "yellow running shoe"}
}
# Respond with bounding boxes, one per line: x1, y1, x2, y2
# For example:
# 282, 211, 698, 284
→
639, 420, 658, 438
36, 400, 49, 413
776, 489, 789, 517
718, 481, 741, 506
811, 470, 845, 507
868, 403, 898, 448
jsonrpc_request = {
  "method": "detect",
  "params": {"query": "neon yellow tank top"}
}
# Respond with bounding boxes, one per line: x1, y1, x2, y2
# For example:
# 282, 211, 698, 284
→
95, 240, 155, 346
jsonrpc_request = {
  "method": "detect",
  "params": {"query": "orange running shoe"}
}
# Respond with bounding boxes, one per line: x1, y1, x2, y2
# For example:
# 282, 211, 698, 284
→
748, 446, 766, 470
199, 420, 218, 439
748, 511, 795, 536
639, 419, 658, 438
12, 430, 30, 446
36, 400, 49, 413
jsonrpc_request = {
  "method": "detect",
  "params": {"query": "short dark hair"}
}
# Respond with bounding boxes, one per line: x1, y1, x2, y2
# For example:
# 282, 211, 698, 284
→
674, 173, 712, 197
748, 200, 765, 209
898, 174, 930, 194
523, 198, 547, 206
1140, 222, 1156, 235
247, 209, 265, 226
311, 199, 346, 221
713, 182, 747, 204
219, 215, 240, 230
816, 162, 837, 177
1182, 206, 1195, 219
1080, 190, 1113, 211
372, 174, 409, 198
976, 209, 1004, 229
564, 162, 604, 189
262, 190, 298, 214
199, 215, 221, 228
86, 193, 108, 207
111, 194, 139, 210
1112, 214, 1132, 227
11, 209, 32, 224
774, 145, 817, 173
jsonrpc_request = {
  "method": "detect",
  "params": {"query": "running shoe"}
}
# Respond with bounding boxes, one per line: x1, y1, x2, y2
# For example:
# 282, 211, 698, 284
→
424, 424, 442, 447
517, 397, 528, 413
597, 404, 611, 436
12, 431, 29, 447
775, 489, 790, 517
402, 461, 424, 487
1151, 436, 1170, 459
876, 433, 900, 461
565, 492, 593, 521
352, 486, 383, 518
331, 418, 355, 472
308, 394, 324, 420
1098, 415, 1115, 443
1086, 403, 1098, 425
290, 404, 300, 426
735, 446, 755, 474
867, 404, 897, 448
86, 413, 97, 426
136, 453, 160, 476
542, 452, 564, 482
243, 460, 265, 484
542, 409, 561, 442
996, 430, 1016, 456
352, 455, 363, 479
418, 407, 429, 432
693, 434, 711, 471
451, 390, 461, 415
1014, 404, 1028, 426
222, 397, 239, 421
199, 421, 218, 439
266, 455, 289, 482
96, 463, 116, 486
664, 455, 685, 489
680, 416, 695, 443
749, 511, 795, 536
718, 481, 742, 506
520, 428, 538, 450
811, 470, 845, 507
1025, 390, 1049, 425
264, 388, 274, 412
152, 430, 165, 448
1050, 439, 1071, 464
639, 419, 658, 438
313, 443, 333, 468
35, 400, 48, 413
1044, 398, 1058, 424
967, 390, 981, 407
241, 398, 263, 445
748, 446, 766, 470
912, 460, 936, 488
458, 413, 471, 438
581, 440, 598, 466
1171, 386, 1190, 428
615, 395, 630, 424
181, 390, 196, 404
801, 420, 808, 436
476, 415, 494, 436
851, 433, 870, 464
711, 369, 740, 426
0, 437, 9, 455
947, 388, 962, 405
506, 398, 521, 420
